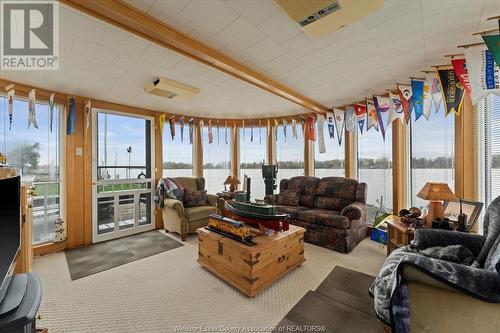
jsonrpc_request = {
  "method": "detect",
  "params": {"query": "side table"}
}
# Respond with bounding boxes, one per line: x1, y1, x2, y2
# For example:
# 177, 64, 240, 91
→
386, 217, 422, 256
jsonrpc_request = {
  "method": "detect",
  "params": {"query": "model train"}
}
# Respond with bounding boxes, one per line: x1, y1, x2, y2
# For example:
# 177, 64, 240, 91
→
207, 214, 253, 243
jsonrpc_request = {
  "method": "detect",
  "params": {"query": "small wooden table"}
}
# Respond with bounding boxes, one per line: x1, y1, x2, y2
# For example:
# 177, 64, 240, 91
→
197, 224, 306, 297
386, 217, 424, 256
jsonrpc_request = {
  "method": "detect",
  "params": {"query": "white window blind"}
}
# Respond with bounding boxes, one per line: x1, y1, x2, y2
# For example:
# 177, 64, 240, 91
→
483, 94, 500, 206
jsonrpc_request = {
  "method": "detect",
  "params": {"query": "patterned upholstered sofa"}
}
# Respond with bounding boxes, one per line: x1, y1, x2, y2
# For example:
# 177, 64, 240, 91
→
265, 176, 368, 253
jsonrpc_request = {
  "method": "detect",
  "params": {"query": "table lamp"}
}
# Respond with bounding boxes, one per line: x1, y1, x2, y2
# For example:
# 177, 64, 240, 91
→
417, 182, 457, 227
223, 176, 240, 192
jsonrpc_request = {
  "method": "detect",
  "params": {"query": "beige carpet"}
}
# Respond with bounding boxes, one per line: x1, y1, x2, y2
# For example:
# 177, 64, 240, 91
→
33, 231, 386, 333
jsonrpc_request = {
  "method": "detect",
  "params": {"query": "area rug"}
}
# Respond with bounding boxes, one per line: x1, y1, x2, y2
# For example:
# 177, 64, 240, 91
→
274, 266, 382, 332
65, 230, 183, 280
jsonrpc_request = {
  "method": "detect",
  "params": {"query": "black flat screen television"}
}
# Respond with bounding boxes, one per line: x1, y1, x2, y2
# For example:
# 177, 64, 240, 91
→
0, 175, 21, 305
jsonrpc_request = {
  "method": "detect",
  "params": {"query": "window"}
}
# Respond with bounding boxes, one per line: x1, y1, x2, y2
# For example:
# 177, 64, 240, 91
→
276, 124, 304, 186
410, 105, 455, 211
162, 123, 193, 177
0, 95, 63, 245
481, 94, 500, 206
314, 119, 345, 177
240, 126, 267, 200
357, 118, 393, 221
203, 125, 231, 195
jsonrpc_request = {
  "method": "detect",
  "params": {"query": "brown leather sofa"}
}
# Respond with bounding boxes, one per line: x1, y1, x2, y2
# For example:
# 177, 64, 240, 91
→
265, 176, 368, 253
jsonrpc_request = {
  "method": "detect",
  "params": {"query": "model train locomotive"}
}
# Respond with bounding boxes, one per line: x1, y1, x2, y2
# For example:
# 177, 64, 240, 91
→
207, 214, 253, 243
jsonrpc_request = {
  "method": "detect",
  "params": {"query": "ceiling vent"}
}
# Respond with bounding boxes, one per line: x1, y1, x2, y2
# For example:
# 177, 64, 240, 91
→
274, 0, 384, 38
144, 77, 200, 100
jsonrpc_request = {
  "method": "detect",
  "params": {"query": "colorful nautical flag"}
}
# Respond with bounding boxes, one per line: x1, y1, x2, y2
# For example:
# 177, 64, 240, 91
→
169, 117, 176, 140
282, 119, 288, 140
259, 119, 262, 143
208, 119, 213, 144
366, 99, 378, 132
411, 79, 425, 121
189, 118, 194, 144
465, 45, 500, 103
159, 114, 166, 133
242, 120, 245, 142
291, 119, 297, 139
224, 121, 228, 144
437, 69, 465, 116
422, 78, 432, 120
216, 121, 220, 144
49, 93, 55, 132
397, 84, 412, 123
7, 89, 14, 130
387, 92, 404, 125
333, 108, 345, 145
84, 99, 91, 132
427, 73, 443, 113
306, 115, 316, 141
354, 103, 367, 134
345, 106, 356, 132
316, 114, 326, 153
179, 116, 185, 142
373, 96, 389, 139
327, 113, 335, 139
28, 89, 38, 129
250, 122, 254, 142
482, 34, 500, 67
274, 119, 279, 141
67, 97, 76, 135
451, 58, 471, 98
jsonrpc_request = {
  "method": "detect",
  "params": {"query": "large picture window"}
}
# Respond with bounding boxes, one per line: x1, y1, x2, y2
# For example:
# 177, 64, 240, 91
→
276, 124, 304, 186
203, 125, 231, 195
162, 122, 193, 178
314, 119, 345, 177
410, 106, 455, 210
240, 126, 267, 200
0, 95, 63, 245
357, 118, 393, 221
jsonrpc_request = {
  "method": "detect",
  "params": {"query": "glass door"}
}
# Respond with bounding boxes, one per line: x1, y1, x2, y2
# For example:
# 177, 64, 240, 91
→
92, 110, 155, 243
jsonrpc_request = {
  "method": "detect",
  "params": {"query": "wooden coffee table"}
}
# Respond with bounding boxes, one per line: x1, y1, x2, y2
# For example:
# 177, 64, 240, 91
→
197, 224, 306, 297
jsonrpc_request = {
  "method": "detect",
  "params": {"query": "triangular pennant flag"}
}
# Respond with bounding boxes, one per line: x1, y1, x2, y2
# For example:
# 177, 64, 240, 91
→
208, 119, 213, 144
274, 119, 278, 141
241, 120, 245, 142
291, 119, 297, 139
49, 93, 55, 132
225, 121, 228, 144
345, 106, 356, 132
411, 79, 425, 121
316, 113, 326, 153
354, 103, 367, 134
301, 118, 305, 136
366, 99, 378, 132
28, 89, 38, 129
169, 117, 176, 140
158, 114, 166, 133
282, 119, 287, 140
7, 89, 14, 130
306, 115, 316, 141
199, 119, 204, 133
422, 78, 432, 120
437, 68, 465, 116
84, 99, 91, 132
387, 92, 404, 125
482, 34, 500, 67
250, 122, 254, 142
397, 84, 413, 123
373, 96, 389, 139
216, 121, 220, 144
189, 118, 194, 144
427, 72, 443, 113
465, 44, 500, 103
451, 58, 472, 98
179, 116, 185, 142
327, 112, 335, 139
259, 119, 262, 144
333, 108, 345, 145
67, 97, 76, 135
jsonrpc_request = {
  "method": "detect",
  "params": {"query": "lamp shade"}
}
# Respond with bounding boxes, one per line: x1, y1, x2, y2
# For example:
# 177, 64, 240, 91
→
223, 176, 240, 185
417, 182, 457, 201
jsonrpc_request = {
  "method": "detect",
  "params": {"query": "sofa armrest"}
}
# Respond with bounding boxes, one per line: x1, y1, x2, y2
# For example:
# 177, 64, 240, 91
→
163, 198, 186, 218
206, 194, 218, 207
264, 194, 279, 205
341, 201, 367, 223
413, 229, 485, 256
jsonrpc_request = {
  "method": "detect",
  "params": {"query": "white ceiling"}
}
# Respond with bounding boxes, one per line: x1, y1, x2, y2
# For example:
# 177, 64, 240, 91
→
1, 0, 499, 119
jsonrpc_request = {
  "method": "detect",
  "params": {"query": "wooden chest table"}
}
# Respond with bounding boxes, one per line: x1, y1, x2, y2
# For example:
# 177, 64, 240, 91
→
197, 225, 306, 297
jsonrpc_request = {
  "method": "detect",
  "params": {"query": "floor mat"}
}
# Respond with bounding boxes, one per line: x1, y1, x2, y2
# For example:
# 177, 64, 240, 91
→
65, 231, 183, 280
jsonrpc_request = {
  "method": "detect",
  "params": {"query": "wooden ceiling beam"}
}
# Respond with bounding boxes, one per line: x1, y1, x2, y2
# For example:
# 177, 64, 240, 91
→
60, 0, 330, 114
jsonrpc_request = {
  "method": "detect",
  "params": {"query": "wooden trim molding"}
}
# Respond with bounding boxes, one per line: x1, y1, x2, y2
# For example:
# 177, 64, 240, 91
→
59, 0, 329, 114
344, 129, 357, 179
392, 121, 408, 213
304, 135, 313, 177
267, 120, 276, 164
232, 127, 240, 187
193, 123, 203, 177
33, 241, 68, 256
155, 114, 164, 229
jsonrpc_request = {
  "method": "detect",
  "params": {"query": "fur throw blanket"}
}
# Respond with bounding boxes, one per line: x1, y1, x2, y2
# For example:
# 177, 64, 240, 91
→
370, 196, 500, 332
154, 178, 184, 208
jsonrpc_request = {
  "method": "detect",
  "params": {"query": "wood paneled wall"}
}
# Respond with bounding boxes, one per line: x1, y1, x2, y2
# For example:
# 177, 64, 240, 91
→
392, 121, 408, 213
344, 129, 357, 179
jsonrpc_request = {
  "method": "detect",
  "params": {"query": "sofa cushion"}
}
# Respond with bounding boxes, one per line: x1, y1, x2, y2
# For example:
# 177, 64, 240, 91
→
315, 177, 359, 211
275, 205, 309, 220
298, 209, 350, 229
184, 190, 208, 207
173, 177, 201, 192
315, 196, 352, 212
283, 176, 320, 208
277, 189, 300, 206
185, 205, 217, 221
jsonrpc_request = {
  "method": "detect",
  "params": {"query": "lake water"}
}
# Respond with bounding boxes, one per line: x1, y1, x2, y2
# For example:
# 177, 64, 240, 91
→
163, 168, 461, 212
